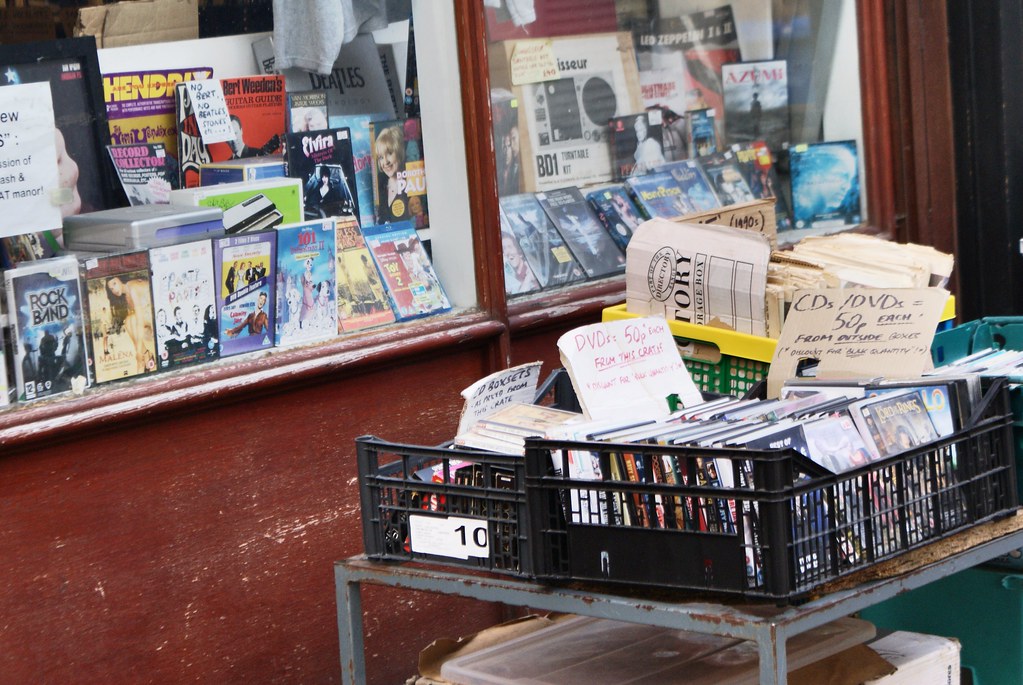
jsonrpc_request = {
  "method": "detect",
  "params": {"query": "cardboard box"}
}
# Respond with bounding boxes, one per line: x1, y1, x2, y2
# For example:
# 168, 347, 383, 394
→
76, 0, 198, 48
865, 631, 960, 684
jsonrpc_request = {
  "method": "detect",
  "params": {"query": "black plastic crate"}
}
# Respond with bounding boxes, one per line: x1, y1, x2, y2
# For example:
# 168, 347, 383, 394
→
523, 380, 1019, 602
357, 438, 534, 574
356, 369, 581, 575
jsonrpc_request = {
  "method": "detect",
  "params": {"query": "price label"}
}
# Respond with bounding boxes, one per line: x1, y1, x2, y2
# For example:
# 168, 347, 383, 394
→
409, 514, 489, 560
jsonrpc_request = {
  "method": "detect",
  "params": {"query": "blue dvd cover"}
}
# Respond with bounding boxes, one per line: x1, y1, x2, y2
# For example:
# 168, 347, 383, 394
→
274, 218, 338, 347
215, 230, 277, 357
585, 184, 644, 252
499, 193, 585, 289
625, 171, 693, 220
789, 140, 861, 230
665, 160, 721, 212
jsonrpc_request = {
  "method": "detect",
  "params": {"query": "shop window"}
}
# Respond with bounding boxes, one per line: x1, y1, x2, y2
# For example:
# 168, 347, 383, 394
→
487, 0, 867, 298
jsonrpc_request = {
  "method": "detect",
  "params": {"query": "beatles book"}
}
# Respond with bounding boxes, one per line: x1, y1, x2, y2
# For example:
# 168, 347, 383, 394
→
369, 117, 430, 229
665, 159, 721, 212
285, 126, 359, 223
624, 171, 693, 220
722, 60, 789, 151
83, 251, 158, 384
175, 75, 287, 189
608, 111, 666, 179
274, 218, 338, 347
536, 187, 626, 279
335, 215, 396, 332
584, 184, 644, 252
499, 192, 585, 289
5, 256, 89, 402
362, 220, 451, 321
789, 140, 861, 230
149, 239, 218, 371
214, 230, 277, 357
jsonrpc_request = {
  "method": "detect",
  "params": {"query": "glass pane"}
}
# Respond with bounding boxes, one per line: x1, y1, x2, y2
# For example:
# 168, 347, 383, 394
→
486, 0, 866, 300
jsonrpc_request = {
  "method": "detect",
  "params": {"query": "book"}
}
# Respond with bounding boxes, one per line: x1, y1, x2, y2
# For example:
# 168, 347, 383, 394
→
286, 90, 328, 133
697, 152, 757, 206
624, 171, 693, 219
665, 159, 721, 212
168, 177, 304, 234
82, 251, 158, 384
585, 184, 644, 252
362, 221, 451, 321
5, 256, 89, 401
334, 215, 396, 332
369, 117, 430, 229
722, 60, 789, 151
687, 108, 718, 157
328, 112, 392, 226
492, 88, 523, 197
377, 42, 404, 120
175, 75, 287, 189
789, 140, 862, 230
149, 239, 218, 370
274, 218, 338, 347
500, 216, 542, 297
634, 8, 740, 131
499, 193, 586, 289
107, 142, 177, 206
609, 111, 666, 179
285, 127, 359, 223
281, 34, 397, 120
214, 230, 277, 357
536, 187, 626, 279
404, 12, 420, 118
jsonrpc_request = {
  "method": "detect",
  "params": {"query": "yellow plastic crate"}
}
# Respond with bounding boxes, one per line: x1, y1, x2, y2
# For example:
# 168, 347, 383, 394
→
603, 296, 956, 396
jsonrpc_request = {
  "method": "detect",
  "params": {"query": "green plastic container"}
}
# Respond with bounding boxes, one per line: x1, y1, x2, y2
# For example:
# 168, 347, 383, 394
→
860, 566, 1023, 685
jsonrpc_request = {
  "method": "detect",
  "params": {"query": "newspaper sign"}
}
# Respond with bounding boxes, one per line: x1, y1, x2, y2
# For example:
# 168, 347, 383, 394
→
557, 316, 702, 421
0, 82, 61, 237
625, 218, 771, 336
766, 287, 948, 398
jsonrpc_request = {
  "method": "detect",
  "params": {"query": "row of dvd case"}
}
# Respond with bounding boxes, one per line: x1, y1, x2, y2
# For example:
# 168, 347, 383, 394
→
0, 216, 450, 406
499, 138, 860, 298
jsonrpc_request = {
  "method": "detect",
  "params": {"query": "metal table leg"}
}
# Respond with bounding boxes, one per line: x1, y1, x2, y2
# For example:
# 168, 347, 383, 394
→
335, 563, 366, 685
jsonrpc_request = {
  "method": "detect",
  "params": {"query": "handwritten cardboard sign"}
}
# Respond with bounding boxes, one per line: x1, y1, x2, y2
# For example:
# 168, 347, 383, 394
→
0, 81, 61, 237
510, 39, 560, 85
456, 361, 543, 435
767, 287, 949, 398
558, 316, 703, 421
185, 79, 233, 144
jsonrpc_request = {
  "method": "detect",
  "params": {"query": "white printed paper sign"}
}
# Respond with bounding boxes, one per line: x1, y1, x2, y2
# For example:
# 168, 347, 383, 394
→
409, 514, 489, 560
0, 82, 61, 237
456, 361, 543, 435
185, 79, 233, 144
558, 316, 703, 421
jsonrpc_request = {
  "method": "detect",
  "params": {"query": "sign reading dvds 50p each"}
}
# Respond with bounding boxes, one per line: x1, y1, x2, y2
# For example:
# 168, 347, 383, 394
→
0, 82, 63, 237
